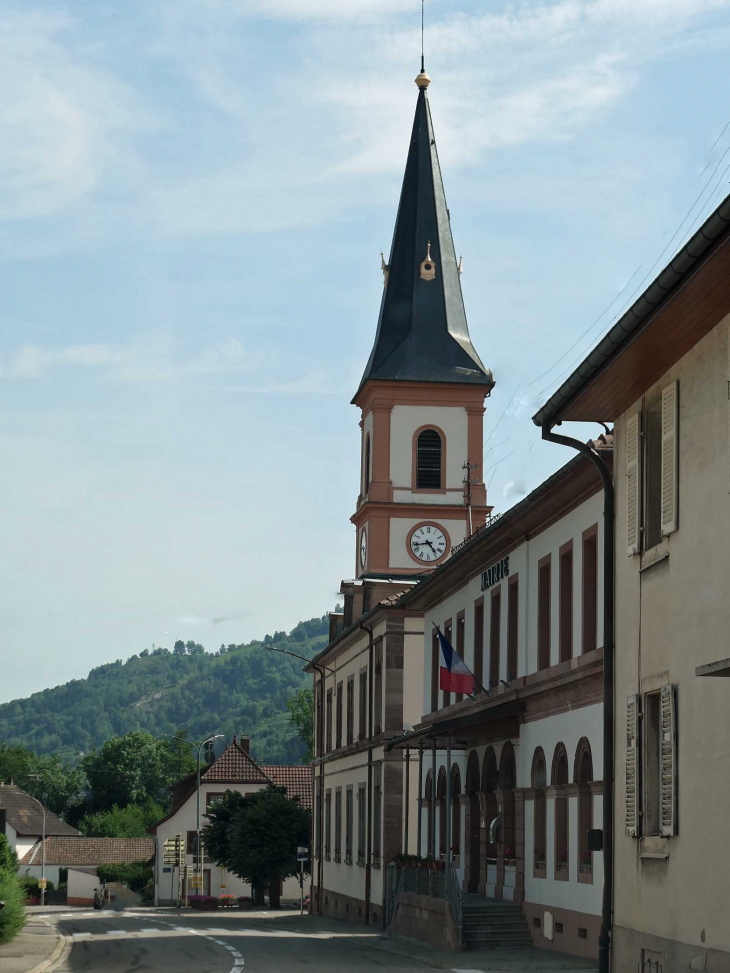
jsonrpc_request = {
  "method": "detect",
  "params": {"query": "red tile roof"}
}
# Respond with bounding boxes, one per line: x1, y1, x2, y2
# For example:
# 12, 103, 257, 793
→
261, 765, 313, 810
201, 741, 271, 783
0, 784, 80, 837
20, 836, 154, 866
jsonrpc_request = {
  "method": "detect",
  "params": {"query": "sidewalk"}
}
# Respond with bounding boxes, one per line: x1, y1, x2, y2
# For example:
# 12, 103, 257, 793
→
0, 916, 65, 973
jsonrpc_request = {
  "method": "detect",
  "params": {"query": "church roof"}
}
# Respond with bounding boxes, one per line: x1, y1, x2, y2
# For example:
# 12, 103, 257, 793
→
354, 74, 493, 401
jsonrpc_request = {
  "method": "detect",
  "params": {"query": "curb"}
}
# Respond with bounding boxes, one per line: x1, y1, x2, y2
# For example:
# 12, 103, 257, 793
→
25, 921, 68, 973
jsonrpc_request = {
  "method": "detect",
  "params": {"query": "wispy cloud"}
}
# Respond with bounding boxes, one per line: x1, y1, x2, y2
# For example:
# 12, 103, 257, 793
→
0, 337, 258, 382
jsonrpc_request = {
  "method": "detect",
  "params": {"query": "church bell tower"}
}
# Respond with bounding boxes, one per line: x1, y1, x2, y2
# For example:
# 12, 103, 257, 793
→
352, 68, 494, 578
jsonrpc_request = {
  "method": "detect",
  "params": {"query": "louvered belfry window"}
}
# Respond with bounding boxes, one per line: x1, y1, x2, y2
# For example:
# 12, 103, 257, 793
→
416, 429, 442, 489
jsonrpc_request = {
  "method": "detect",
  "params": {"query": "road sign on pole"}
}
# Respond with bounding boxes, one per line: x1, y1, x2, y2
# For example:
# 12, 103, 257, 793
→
297, 846, 309, 861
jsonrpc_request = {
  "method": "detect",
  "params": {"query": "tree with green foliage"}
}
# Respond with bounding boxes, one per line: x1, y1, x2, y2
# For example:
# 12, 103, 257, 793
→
0, 613, 330, 766
286, 688, 314, 764
81, 731, 195, 812
78, 800, 163, 838
0, 834, 24, 945
203, 787, 311, 908
97, 862, 153, 902
0, 744, 85, 819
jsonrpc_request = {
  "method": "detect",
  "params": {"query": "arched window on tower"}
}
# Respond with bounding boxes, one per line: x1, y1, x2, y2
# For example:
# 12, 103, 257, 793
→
416, 429, 442, 489
364, 435, 371, 495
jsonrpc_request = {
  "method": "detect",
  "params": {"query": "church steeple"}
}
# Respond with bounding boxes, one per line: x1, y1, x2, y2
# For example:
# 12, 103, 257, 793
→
354, 73, 493, 401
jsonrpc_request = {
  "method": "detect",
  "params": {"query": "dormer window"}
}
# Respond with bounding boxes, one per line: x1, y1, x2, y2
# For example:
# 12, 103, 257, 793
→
416, 429, 442, 489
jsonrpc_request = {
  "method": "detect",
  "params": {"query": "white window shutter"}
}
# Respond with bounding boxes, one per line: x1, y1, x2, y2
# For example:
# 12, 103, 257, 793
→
660, 684, 677, 837
661, 382, 679, 536
625, 694, 641, 837
626, 413, 642, 555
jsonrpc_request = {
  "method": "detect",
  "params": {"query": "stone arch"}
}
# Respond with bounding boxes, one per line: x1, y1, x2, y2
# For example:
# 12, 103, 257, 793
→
450, 764, 462, 860
551, 742, 569, 785
424, 769, 433, 857
574, 738, 594, 875
481, 747, 499, 860
531, 747, 547, 874
437, 766, 448, 857
499, 742, 517, 790
573, 737, 593, 784
552, 743, 569, 875
465, 751, 481, 892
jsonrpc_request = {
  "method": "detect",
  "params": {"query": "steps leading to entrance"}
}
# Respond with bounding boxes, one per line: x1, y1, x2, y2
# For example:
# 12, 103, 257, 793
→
461, 896, 533, 949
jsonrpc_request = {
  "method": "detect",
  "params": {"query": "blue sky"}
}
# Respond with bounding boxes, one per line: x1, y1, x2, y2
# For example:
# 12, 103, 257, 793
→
2, 0, 730, 703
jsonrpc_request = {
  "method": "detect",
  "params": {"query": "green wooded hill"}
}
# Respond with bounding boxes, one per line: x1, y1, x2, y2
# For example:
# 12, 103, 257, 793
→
0, 616, 328, 766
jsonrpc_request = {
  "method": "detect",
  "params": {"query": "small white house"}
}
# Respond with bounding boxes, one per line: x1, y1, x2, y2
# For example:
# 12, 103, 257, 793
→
149, 737, 312, 906
19, 836, 155, 892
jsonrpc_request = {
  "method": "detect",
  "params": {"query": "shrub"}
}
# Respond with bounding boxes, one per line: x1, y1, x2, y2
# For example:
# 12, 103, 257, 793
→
97, 862, 151, 895
19, 875, 54, 895
0, 835, 25, 945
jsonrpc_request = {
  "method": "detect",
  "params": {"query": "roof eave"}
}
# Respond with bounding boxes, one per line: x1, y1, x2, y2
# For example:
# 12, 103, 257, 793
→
532, 193, 730, 429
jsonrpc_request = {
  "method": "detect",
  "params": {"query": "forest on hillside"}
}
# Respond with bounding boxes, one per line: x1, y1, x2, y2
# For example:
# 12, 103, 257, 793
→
0, 615, 330, 765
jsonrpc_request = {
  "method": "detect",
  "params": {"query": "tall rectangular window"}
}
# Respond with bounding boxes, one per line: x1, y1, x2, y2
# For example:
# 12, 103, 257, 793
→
334, 788, 342, 861
559, 541, 573, 663
358, 669, 368, 740
442, 618, 453, 709
373, 764, 382, 862
345, 786, 353, 863
346, 676, 354, 745
582, 526, 598, 654
326, 689, 333, 753
431, 629, 439, 713
336, 682, 343, 749
357, 783, 366, 862
324, 789, 332, 859
374, 642, 383, 734
455, 613, 465, 703
473, 600, 484, 688
507, 576, 518, 681
538, 555, 551, 671
315, 680, 323, 757
489, 588, 501, 688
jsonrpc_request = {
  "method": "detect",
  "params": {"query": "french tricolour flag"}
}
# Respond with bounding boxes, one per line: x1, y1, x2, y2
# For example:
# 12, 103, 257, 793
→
438, 630, 476, 696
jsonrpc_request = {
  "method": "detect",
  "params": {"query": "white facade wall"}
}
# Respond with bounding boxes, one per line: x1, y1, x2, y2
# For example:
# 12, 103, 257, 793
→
422, 491, 603, 715
68, 868, 98, 904
390, 404, 469, 497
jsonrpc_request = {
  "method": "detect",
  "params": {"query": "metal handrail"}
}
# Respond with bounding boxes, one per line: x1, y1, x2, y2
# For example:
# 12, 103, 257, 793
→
386, 862, 463, 944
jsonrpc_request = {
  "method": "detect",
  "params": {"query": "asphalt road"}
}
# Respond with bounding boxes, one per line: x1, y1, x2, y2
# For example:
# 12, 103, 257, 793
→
39, 909, 452, 973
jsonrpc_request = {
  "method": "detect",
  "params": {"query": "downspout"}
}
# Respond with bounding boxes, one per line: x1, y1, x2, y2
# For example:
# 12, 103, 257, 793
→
312, 664, 326, 916
359, 620, 374, 926
542, 423, 614, 973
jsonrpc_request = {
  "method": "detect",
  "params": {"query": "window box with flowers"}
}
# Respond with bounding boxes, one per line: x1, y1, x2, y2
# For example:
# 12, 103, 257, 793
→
372, 855, 381, 869
555, 851, 569, 878
503, 846, 517, 865
218, 894, 237, 909
579, 852, 592, 873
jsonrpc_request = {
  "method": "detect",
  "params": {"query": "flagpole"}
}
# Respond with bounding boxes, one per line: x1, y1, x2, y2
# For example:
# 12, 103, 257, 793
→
432, 621, 489, 697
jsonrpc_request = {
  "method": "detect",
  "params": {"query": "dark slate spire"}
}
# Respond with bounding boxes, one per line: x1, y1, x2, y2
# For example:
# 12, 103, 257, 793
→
354, 73, 493, 400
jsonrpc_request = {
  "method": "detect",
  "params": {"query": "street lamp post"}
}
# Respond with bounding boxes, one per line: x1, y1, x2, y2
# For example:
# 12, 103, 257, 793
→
27, 779, 46, 907
160, 733, 223, 903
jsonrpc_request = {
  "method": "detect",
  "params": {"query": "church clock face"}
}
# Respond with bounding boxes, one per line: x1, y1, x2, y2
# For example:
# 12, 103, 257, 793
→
360, 528, 367, 569
409, 524, 447, 563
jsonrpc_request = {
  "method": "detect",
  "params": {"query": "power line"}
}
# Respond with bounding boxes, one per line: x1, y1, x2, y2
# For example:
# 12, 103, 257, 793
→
482, 384, 522, 460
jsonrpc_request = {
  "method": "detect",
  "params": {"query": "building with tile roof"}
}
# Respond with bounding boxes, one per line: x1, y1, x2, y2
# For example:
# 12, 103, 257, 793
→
0, 782, 80, 864
148, 737, 312, 906
20, 836, 154, 867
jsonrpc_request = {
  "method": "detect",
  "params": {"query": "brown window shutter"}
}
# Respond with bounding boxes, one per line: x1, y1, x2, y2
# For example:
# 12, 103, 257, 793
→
660, 382, 679, 536
626, 413, 642, 556
625, 694, 641, 837
660, 684, 677, 837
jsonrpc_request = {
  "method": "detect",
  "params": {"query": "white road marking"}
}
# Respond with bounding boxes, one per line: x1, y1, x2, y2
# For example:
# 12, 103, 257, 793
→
105, 929, 125, 935
138, 928, 160, 933
72, 932, 91, 940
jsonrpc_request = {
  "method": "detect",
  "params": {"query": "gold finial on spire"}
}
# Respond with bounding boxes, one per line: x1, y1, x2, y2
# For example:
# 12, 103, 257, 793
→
415, 70, 431, 89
